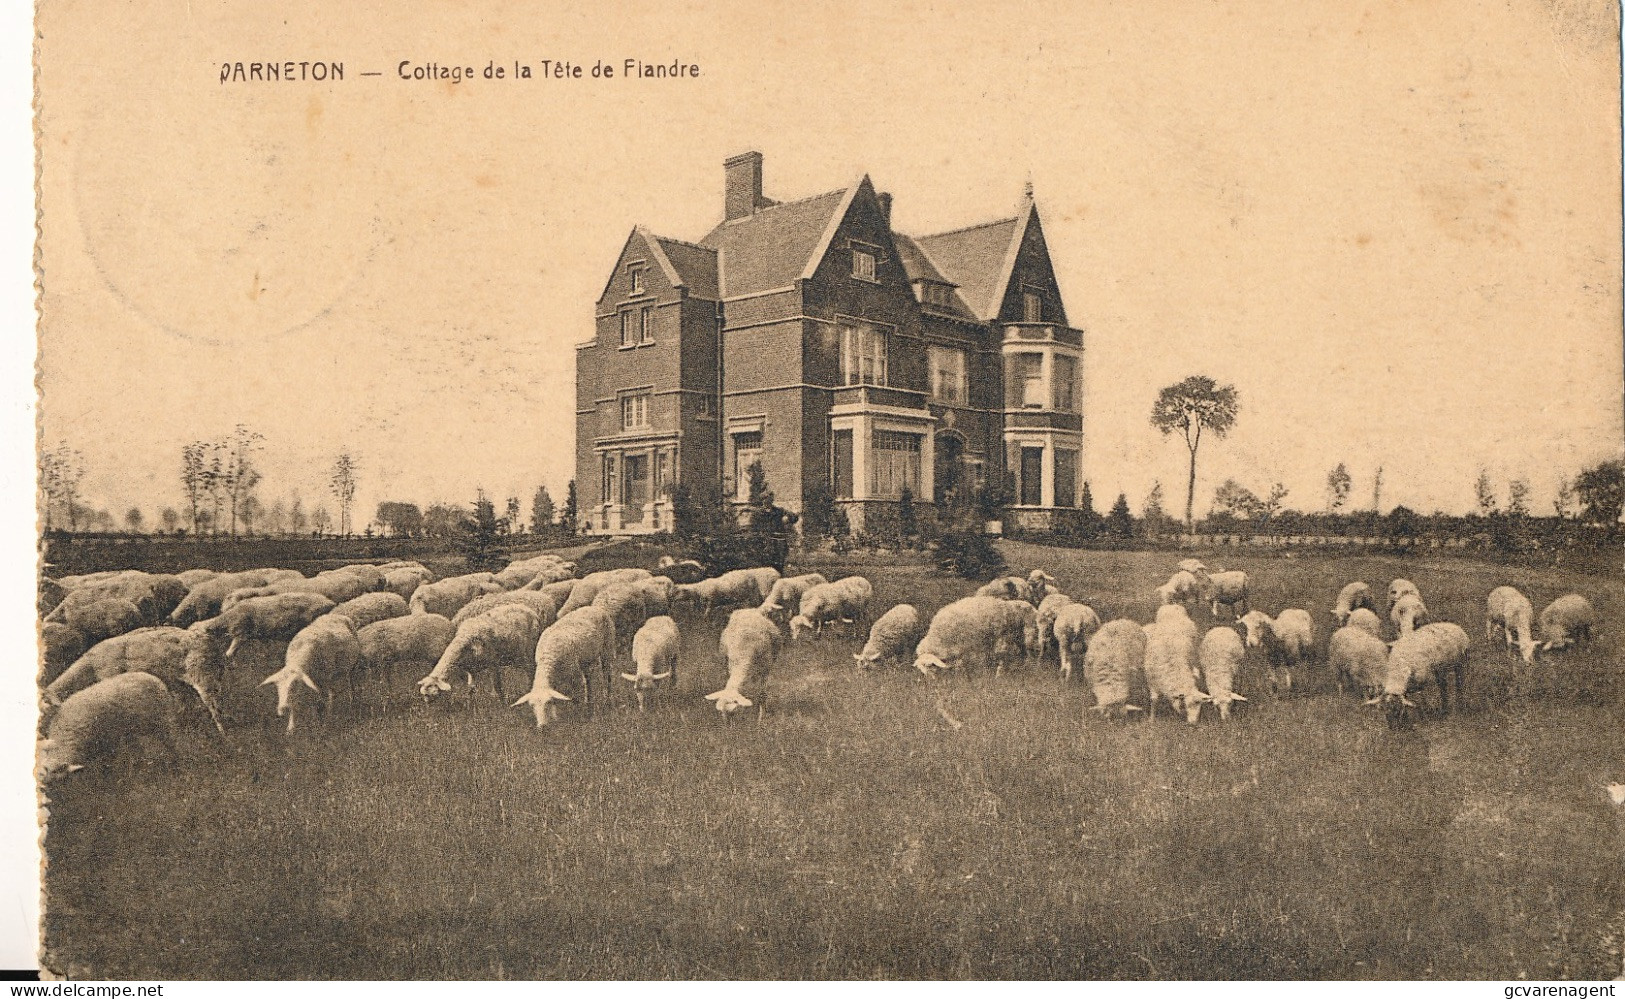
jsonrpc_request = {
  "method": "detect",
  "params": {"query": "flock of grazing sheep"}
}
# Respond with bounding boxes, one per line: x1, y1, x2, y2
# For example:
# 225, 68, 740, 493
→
34, 549, 1602, 777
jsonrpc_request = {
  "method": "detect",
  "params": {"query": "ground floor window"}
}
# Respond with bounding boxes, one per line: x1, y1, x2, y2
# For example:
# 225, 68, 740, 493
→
1054, 448, 1078, 508
1019, 446, 1044, 506
734, 431, 763, 498
832, 429, 854, 499
872, 430, 921, 498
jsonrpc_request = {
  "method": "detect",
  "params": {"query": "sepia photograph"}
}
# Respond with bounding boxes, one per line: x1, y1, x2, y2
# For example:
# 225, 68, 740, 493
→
28, 0, 1625, 981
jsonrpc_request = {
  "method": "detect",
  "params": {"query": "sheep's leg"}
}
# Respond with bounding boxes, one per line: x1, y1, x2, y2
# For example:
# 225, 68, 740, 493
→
1059, 643, 1071, 681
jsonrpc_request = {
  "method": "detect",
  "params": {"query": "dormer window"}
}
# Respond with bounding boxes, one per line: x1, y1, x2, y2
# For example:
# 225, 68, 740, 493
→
851, 247, 877, 282
630, 267, 647, 296
1023, 289, 1043, 323
920, 282, 956, 309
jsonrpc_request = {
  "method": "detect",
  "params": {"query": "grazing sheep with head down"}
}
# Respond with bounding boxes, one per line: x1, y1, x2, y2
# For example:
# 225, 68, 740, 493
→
1485, 586, 1538, 663
357, 614, 455, 677
39, 673, 177, 779
1329, 623, 1389, 698
44, 626, 198, 707
593, 582, 658, 655
1373, 622, 1470, 725
854, 604, 921, 668
1537, 593, 1596, 652
976, 576, 1034, 604
1144, 608, 1207, 724
1331, 582, 1377, 627
789, 576, 872, 640
622, 615, 680, 712
417, 604, 545, 704
450, 589, 562, 631
513, 606, 618, 727
1082, 619, 1149, 720
56, 596, 151, 645
381, 566, 433, 602
1052, 603, 1103, 681
655, 555, 706, 584
170, 571, 282, 627
41, 623, 90, 687
913, 596, 1011, 676
1155, 570, 1201, 607
1389, 592, 1429, 636
1201, 570, 1250, 619
260, 616, 364, 733
1238, 609, 1313, 695
1197, 626, 1247, 721
1387, 578, 1420, 609
558, 568, 654, 616
198, 592, 336, 659
759, 573, 830, 622
330, 592, 410, 631
175, 568, 218, 589
706, 609, 783, 720
1035, 592, 1074, 662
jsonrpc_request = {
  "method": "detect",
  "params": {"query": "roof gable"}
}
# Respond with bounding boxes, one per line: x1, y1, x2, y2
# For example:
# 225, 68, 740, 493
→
653, 235, 719, 301
914, 213, 1023, 322
699, 187, 849, 298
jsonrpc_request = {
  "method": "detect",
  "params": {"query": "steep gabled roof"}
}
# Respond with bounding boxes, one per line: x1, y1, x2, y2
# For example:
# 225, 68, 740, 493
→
652, 234, 719, 301
913, 206, 1029, 322
893, 232, 977, 321
699, 187, 850, 298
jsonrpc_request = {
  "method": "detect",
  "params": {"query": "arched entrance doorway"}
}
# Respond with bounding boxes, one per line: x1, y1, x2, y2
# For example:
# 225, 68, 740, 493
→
934, 430, 978, 525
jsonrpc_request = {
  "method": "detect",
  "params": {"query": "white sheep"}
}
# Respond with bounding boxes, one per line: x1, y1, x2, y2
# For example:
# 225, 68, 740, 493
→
52, 595, 151, 645
325, 564, 386, 593
853, 604, 921, 668
1025, 570, 1056, 606
357, 613, 456, 677
789, 576, 872, 640
38, 672, 177, 779
450, 589, 563, 630
1329, 623, 1389, 698
494, 555, 572, 591
1197, 626, 1247, 721
655, 555, 707, 584
169, 570, 283, 627
260, 615, 364, 733
1155, 569, 1201, 607
1177, 558, 1209, 578
513, 606, 618, 726
1346, 607, 1383, 639
1082, 619, 1149, 719
1035, 592, 1075, 662
45, 626, 194, 707
175, 568, 218, 589
744, 567, 783, 602
592, 582, 658, 655
621, 615, 680, 711
381, 565, 433, 601
1372, 622, 1470, 722
633, 576, 677, 617
1537, 593, 1597, 652
197, 592, 336, 659
976, 576, 1034, 604
222, 571, 373, 610
1330, 582, 1376, 627
990, 599, 1041, 676
330, 592, 410, 631
1202, 570, 1250, 619
1238, 609, 1313, 695
1387, 578, 1421, 609
1052, 603, 1103, 681
759, 573, 830, 621
913, 596, 1011, 675
1144, 609, 1207, 724
409, 575, 506, 618
558, 568, 654, 615
417, 604, 545, 704
705, 609, 782, 720
1485, 586, 1538, 663
1390, 592, 1429, 636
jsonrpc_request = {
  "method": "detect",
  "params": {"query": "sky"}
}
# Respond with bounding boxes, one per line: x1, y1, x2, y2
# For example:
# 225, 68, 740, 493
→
34, 0, 1625, 527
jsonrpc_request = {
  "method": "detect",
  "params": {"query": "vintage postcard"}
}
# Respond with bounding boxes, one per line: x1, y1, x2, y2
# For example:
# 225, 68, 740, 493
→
30, 0, 1625, 981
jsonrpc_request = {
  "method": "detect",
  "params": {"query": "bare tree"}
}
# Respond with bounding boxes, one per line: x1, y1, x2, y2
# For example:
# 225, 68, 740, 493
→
329, 453, 358, 536
312, 505, 333, 536
181, 442, 208, 534
223, 424, 265, 536
1554, 476, 1578, 520
1150, 375, 1240, 529
1473, 469, 1497, 517
1371, 465, 1385, 513
40, 445, 86, 532
1507, 478, 1530, 517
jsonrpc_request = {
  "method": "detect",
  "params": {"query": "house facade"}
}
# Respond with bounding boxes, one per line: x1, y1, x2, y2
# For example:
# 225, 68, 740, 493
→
576, 151, 1085, 535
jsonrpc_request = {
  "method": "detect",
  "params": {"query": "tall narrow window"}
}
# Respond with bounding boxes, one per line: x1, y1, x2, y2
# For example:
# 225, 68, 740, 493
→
929, 346, 967, 405
733, 431, 763, 498
841, 324, 888, 387
1052, 354, 1077, 412
620, 310, 635, 347
1023, 289, 1043, 323
832, 429, 854, 499
1054, 448, 1078, 508
630, 267, 646, 296
621, 392, 649, 430
601, 453, 620, 505
852, 248, 876, 281
1020, 447, 1044, 506
654, 449, 671, 497
639, 305, 654, 344
871, 431, 921, 498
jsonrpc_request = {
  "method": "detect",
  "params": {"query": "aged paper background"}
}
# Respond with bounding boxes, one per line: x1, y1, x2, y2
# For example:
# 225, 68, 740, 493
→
25, 0, 1625, 981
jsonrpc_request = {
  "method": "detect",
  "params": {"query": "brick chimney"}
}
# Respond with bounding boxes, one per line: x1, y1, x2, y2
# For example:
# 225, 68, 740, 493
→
876, 191, 893, 223
724, 151, 765, 222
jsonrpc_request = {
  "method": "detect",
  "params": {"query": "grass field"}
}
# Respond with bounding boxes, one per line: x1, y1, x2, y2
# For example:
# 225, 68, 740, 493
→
39, 543, 1625, 979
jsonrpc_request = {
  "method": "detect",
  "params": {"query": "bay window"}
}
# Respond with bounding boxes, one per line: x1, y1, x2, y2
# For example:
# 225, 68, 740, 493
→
871, 430, 921, 498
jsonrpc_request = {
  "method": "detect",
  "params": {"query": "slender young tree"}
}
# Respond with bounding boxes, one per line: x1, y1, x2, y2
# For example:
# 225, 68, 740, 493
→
1325, 462, 1352, 513
180, 442, 208, 533
1150, 375, 1240, 529
223, 424, 265, 537
1473, 469, 1498, 518
329, 452, 358, 535
531, 485, 556, 535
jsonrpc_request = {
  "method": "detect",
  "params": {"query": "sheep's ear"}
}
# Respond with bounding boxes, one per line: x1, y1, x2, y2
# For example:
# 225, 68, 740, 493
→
258, 674, 276, 687
733, 695, 753, 708
1362, 696, 1381, 706
650, 671, 670, 681
299, 673, 319, 692
1122, 704, 1145, 713
1230, 693, 1247, 702
620, 672, 638, 683
66, 764, 84, 774
704, 690, 724, 700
